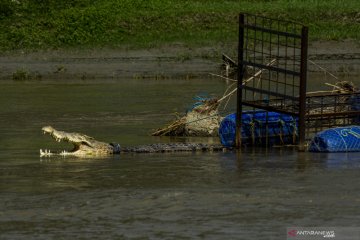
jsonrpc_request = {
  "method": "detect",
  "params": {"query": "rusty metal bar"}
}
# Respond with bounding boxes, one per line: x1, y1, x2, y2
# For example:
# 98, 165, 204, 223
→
243, 61, 301, 76
242, 86, 299, 101
244, 24, 302, 39
307, 111, 360, 118
241, 102, 299, 116
244, 12, 304, 26
236, 13, 245, 148
298, 26, 308, 151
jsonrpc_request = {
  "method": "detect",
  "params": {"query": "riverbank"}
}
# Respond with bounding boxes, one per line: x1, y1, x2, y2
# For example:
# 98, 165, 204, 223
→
0, 40, 359, 80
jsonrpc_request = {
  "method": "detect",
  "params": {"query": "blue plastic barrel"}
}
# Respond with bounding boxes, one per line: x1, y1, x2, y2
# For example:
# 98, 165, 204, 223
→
218, 113, 237, 148
308, 126, 360, 152
219, 111, 298, 148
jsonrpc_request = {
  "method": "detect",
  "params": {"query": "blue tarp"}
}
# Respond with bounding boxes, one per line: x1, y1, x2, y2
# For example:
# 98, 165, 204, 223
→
308, 126, 360, 152
219, 111, 298, 148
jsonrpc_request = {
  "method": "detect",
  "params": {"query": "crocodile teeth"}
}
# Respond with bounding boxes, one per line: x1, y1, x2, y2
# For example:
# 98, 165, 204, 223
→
60, 150, 68, 156
40, 149, 53, 157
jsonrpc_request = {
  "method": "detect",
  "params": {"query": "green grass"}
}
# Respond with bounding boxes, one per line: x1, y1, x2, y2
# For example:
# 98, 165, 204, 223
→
0, 0, 359, 51
12, 68, 42, 81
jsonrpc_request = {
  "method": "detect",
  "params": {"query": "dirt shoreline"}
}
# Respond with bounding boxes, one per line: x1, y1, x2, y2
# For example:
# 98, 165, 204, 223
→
0, 40, 359, 80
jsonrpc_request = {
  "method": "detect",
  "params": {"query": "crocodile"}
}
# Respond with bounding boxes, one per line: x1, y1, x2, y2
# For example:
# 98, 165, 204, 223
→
40, 126, 225, 157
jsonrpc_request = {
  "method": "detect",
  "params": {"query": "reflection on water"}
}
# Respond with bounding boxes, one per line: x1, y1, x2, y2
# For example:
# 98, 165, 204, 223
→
0, 77, 360, 239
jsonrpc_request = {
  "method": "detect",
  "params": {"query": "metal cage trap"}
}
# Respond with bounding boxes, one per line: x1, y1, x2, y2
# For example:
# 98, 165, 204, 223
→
235, 13, 360, 150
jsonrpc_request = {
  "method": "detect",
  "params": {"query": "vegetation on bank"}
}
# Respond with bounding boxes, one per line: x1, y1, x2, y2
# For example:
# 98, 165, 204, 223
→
0, 0, 359, 51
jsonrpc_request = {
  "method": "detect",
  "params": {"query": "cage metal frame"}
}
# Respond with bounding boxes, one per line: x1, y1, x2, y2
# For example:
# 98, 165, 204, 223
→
235, 13, 360, 150
236, 13, 360, 150
236, 13, 308, 150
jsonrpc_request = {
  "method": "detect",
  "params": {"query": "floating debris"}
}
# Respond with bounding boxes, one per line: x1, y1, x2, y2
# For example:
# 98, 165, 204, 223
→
152, 59, 278, 137
151, 97, 221, 136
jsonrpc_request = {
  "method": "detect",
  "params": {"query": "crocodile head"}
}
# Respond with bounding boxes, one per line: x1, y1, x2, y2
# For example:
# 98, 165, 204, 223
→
40, 126, 117, 157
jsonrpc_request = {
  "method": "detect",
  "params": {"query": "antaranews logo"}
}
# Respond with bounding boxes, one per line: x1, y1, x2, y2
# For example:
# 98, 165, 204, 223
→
288, 227, 360, 239
287, 228, 338, 239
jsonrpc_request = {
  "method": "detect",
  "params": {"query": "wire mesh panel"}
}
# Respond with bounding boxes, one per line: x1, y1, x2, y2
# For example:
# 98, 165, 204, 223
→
305, 92, 360, 137
236, 13, 308, 148
239, 13, 306, 114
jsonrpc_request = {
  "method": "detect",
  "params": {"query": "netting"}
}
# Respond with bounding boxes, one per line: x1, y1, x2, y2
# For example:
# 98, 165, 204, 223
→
219, 111, 298, 148
308, 126, 360, 152
350, 95, 360, 124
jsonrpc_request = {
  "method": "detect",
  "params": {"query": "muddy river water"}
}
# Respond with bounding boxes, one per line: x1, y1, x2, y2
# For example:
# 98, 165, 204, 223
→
0, 76, 360, 239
